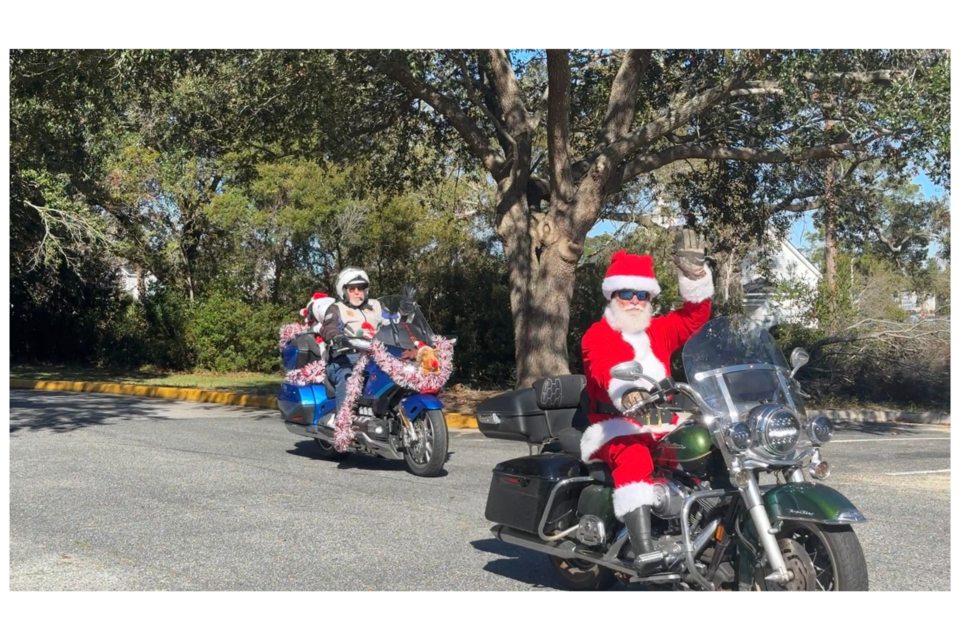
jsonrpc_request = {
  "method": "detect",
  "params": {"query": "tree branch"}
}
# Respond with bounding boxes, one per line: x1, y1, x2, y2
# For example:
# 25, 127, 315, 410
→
486, 49, 532, 137
454, 52, 516, 155
599, 49, 651, 145
606, 69, 753, 164
546, 50, 574, 203
801, 70, 910, 84
619, 141, 861, 185
378, 57, 505, 174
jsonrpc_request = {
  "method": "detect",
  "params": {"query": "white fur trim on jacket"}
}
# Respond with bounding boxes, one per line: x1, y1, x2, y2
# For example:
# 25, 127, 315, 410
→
602, 275, 661, 300
613, 481, 658, 518
677, 266, 714, 303
579, 418, 675, 463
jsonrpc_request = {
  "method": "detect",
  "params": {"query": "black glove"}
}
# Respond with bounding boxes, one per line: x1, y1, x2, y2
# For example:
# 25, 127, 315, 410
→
399, 283, 417, 316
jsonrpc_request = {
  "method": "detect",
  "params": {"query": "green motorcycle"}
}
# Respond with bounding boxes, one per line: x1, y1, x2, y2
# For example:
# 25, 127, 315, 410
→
479, 316, 868, 591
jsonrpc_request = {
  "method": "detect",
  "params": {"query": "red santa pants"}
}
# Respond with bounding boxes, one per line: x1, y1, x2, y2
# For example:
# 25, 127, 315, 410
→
580, 416, 674, 519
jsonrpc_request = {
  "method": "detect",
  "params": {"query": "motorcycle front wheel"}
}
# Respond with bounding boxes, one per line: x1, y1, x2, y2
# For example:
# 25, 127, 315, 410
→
403, 409, 448, 477
758, 522, 868, 591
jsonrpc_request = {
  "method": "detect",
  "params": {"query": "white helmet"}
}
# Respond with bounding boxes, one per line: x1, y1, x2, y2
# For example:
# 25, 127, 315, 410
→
335, 267, 370, 301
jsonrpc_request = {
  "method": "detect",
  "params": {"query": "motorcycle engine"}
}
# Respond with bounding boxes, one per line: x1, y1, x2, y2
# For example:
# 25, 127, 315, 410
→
650, 478, 687, 520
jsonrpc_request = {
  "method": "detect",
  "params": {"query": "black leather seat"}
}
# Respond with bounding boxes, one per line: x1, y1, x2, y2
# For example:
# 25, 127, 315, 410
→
557, 426, 585, 458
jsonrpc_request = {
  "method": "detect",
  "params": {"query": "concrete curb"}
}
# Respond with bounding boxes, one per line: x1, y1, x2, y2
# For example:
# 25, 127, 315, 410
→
9, 378, 481, 427
10, 379, 945, 428
807, 409, 950, 426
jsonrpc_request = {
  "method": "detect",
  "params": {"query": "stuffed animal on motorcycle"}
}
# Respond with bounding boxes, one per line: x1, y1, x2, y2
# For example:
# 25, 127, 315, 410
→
416, 345, 441, 375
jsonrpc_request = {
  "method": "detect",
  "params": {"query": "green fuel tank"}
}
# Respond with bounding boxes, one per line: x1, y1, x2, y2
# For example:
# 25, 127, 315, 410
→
652, 421, 717, 477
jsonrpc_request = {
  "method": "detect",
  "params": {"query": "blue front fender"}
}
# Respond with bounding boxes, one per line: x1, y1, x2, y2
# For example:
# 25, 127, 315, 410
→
400, 394, 444, 421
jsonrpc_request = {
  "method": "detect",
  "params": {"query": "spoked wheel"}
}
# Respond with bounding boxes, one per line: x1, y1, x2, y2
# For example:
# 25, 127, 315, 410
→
758, 522, 868, 591
314, 438, 349, 461
403, 409, 448, 477
548, 556, 617, 591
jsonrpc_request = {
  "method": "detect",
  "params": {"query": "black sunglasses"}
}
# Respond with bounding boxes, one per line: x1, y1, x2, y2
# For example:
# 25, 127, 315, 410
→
614, 290, 652, 302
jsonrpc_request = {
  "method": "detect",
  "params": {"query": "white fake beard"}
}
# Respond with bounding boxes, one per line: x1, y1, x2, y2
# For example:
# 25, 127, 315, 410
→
605, 300, 653, 334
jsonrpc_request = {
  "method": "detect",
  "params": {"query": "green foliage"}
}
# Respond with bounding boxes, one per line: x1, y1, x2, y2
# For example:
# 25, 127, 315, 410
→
8, 49, 951, 405
187, 294, 288, 373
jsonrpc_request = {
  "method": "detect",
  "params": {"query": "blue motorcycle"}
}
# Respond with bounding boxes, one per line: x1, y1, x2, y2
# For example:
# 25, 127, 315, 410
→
278, 294, 453, 477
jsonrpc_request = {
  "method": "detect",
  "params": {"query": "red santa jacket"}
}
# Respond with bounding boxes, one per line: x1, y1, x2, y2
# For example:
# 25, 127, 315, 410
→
582, 272, 713, 418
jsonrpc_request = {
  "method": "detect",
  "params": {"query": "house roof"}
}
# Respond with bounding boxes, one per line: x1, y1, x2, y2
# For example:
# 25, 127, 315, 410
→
778, 236, 822, 279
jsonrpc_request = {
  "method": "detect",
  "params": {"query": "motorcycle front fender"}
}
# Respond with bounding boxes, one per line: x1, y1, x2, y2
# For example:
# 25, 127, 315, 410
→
400, 394, 444, 421
763, 482, 867, 525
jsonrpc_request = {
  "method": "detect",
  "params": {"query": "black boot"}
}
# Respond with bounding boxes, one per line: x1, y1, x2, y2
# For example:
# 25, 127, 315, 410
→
623, 506, 660, 569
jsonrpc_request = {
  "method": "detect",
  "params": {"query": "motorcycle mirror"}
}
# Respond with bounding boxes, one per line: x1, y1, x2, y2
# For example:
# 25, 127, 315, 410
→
790, 347, 810, 378
610, 362, 644, 381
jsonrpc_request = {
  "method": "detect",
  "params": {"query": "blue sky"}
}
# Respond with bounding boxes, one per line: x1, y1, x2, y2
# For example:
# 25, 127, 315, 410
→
590, 173, 948, 259
790, 172, 947, 253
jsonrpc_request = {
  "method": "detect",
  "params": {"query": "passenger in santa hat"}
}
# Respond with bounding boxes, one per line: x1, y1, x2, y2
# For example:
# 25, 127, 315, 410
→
579, 229, 713, 567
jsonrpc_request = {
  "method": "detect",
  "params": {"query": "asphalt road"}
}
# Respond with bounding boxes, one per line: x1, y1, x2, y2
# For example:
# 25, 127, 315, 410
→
8, 389, 951, 591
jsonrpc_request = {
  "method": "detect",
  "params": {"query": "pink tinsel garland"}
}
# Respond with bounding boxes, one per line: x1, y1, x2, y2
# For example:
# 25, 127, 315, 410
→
333, 354, 369, 452
284, 359, 327, 386
278, 322, 311, 350
368, 336, 454, 392
325, 337, 456, 453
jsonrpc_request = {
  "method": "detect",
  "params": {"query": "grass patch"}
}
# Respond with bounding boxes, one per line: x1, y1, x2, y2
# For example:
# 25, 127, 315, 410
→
10, 364, 283, 396
9, 364, 948, 413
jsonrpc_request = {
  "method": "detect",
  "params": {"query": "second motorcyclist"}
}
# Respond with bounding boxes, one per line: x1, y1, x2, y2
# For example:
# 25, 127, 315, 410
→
321, 268, 385, 411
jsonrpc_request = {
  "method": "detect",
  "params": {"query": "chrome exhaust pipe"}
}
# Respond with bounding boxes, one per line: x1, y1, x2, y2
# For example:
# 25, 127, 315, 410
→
286, 420, 403, 460
492, 525, 639, 577
353, 431, 404, 460
284, 421, 331, 440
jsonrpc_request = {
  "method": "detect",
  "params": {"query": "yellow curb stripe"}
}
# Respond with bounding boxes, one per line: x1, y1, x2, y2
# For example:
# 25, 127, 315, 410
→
10, 378, 479, 427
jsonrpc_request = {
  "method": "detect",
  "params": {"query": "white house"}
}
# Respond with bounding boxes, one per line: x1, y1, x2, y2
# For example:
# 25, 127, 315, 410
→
740, 237, 822, 328
117, 264, 157, 301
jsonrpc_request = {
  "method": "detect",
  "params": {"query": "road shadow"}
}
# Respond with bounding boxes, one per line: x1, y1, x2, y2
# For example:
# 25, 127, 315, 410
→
832, 420, 949, 436
8, 389, 271, 433
287, 439, 451, 477
469, 538, 562, 589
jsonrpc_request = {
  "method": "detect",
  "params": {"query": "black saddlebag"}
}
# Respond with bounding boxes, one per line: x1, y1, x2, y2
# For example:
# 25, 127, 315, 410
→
484, 453, 589, 535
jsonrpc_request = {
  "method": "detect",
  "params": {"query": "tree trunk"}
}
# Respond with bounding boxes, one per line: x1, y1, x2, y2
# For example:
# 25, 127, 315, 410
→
497, 175, 584, 388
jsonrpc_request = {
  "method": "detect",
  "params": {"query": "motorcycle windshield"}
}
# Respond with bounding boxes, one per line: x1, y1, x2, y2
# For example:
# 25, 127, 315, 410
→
376, 295, 436, 350
681, 316, 804, 422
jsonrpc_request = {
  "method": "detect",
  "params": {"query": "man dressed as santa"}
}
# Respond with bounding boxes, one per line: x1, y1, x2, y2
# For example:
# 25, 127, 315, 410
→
579, 229, 713, 566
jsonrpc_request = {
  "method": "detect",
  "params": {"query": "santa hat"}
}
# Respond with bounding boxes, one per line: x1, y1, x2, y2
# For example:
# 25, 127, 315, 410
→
601, 251, 661, 300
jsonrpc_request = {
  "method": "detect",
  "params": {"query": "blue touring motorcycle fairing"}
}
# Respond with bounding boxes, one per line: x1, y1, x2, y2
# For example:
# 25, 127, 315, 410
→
278, 295, 451, 477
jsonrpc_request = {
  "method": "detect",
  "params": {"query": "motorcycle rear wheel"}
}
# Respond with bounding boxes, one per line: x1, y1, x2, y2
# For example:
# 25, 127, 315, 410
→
548, 556, 617, 591
314, 437, 350, 461
403, 409, 448, 477
758, 522, 868, 591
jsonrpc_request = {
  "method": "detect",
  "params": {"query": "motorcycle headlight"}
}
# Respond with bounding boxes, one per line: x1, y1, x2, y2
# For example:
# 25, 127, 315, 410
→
725, 422, 751, 452
748, 405, 801, 456
807, 416, 834, 444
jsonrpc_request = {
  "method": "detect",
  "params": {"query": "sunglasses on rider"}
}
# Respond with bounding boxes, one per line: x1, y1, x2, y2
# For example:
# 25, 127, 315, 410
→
346, 284, 368, 291
614, 290, 652, 302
